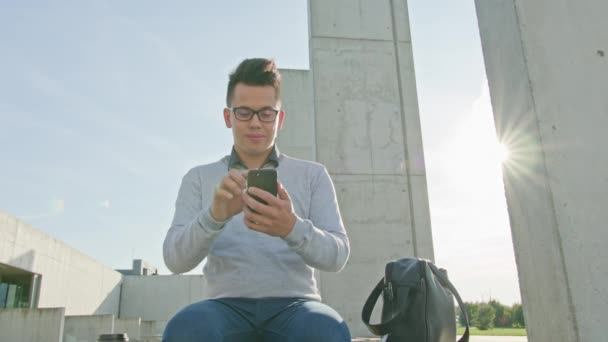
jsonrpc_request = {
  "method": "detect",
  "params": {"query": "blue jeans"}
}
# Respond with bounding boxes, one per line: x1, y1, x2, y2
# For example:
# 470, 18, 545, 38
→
162, 297, 351, 342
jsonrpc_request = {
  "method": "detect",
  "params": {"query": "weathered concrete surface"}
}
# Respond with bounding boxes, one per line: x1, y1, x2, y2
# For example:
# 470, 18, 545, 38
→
307, 0, 434, 336
475, 1, 608, 341
0, 307, 65, 342
118, 275, 205, 321
141, 320, 167, 339
0, 211, 122, 316
278, 69, 316, 162
114, 318, 141, 340
63, 314, 114, 342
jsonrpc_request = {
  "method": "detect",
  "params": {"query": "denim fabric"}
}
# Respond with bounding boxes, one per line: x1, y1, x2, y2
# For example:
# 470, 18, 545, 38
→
162, 297, 351, 342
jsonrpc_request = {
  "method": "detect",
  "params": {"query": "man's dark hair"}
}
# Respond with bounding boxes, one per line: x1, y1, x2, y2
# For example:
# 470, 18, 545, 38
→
226, 58, 281, 107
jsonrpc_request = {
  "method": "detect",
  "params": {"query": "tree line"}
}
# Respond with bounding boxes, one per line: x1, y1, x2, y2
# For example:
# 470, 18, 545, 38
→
457, 299, 525, 330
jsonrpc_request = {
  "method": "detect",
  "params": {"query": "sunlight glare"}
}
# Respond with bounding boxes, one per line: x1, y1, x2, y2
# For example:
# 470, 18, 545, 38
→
497, 143, 510, 163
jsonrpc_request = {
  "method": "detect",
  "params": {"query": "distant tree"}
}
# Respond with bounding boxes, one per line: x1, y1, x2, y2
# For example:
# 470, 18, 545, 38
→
488, 299, 511, 327
455, 305, 461, 326
497, 307, 512, 327
459, 302, 478, 327
511, 304, 526, 328
476, 304, 496, 330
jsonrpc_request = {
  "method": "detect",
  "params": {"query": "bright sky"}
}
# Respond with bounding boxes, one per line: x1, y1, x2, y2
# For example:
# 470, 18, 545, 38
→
0, 1, 521, 304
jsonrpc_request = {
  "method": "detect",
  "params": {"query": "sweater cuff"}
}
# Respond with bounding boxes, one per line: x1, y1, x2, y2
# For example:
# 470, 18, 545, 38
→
282, 216, 311, 249
197, 207, 227, 232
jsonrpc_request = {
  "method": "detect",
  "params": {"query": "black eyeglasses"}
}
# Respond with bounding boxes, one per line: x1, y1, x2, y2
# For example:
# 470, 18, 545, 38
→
229, 106, 279, 122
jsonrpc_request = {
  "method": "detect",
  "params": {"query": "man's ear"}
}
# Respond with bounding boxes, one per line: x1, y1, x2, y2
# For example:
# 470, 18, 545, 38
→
223, 108, 232, 128
277, 110, 285, 130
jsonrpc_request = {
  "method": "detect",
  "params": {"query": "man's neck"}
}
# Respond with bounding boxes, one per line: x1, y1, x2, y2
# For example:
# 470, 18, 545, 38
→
236, 148, 272, 169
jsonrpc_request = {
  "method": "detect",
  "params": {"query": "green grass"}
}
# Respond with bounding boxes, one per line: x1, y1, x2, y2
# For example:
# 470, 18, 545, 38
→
457, 327, 527, 336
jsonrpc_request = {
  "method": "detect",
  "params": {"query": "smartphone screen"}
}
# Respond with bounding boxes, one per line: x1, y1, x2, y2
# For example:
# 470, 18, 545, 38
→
247, 169, 278, 205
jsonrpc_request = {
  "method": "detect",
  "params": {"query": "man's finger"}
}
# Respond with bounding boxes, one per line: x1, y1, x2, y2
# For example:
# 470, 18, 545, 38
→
215, 187, 234, 200
244, 192, 281, 218
243, 192, 274, 217
228, 169, 247, 189
243, 215, 269, 233
246, 221, 265, 233
247, 187, 280, 206
243, 206, 272, 227
222, 177, 243, 197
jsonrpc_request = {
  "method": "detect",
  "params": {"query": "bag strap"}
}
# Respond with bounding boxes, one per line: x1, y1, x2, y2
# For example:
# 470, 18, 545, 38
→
361, 277, 413, 336
428, 263, 470, 342
362, 262, 471, 342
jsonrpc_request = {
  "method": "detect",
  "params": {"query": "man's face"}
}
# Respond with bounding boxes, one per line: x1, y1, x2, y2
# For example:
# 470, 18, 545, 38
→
223, 83, 284, 159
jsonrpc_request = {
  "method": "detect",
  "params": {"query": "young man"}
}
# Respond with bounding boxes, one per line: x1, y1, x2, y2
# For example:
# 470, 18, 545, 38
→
162, 58, 351, 341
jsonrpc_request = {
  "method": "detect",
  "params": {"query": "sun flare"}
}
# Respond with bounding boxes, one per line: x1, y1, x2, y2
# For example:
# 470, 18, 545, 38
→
496, 143, 510, 163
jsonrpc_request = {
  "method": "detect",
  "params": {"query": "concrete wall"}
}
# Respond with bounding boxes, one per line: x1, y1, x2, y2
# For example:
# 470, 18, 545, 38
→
475, 1, 608, 341
63, 315, 163, 342
63, 315, 114, 342
0, 307, 65, 342
118, 275, 205, 321
114, 318, 141, 340
141, 320, 167, 339
307, 0, 434, 336
0, 211, 122, 315
278, 68, 316, 161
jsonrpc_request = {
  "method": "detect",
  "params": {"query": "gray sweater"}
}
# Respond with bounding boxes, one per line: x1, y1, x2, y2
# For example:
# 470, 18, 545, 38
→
163, 153, 350, 300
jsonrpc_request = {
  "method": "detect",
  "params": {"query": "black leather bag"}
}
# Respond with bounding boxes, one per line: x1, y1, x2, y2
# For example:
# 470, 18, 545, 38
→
362, 258, 470, 342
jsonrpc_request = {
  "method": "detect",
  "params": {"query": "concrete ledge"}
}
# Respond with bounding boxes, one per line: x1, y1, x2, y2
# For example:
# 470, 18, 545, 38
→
140, 320, 166, 338
63, 314, 114, 342
0, 307, 65, 342
114, 318, 141, 340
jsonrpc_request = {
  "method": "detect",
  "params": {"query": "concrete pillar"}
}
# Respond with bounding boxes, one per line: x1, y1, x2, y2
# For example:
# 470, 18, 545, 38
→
28, 273, 40, 308
307, 0, 434, 336
277, 69, 315, 161
475, 1, 608, 341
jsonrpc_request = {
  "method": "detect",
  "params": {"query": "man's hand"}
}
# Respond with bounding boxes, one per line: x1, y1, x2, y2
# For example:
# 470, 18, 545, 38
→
210, 169, 247, 222
242, 182, 297, 237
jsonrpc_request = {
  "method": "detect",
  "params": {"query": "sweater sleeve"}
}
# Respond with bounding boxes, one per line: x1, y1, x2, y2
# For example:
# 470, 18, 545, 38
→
163, 168, 225, 274
281, 166, 350, 272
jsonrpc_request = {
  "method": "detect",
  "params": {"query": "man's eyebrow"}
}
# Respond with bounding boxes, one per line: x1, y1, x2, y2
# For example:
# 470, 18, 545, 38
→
235, 106, 277, 110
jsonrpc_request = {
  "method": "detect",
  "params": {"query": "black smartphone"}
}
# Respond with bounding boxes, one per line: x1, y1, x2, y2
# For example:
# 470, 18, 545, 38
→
247, 168, 278, 205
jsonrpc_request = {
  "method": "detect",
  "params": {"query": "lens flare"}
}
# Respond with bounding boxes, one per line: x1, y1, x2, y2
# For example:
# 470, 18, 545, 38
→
497, 143, 510, 163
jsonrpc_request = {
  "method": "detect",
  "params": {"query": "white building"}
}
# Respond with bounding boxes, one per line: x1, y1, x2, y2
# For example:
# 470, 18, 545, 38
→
1, 210, 198, 341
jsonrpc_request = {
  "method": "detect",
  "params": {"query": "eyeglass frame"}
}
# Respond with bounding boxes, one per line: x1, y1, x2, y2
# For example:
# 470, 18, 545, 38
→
228, 106, 280, 122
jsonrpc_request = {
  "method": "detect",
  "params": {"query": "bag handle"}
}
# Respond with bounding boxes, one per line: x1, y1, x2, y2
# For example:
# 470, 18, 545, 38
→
428, 263, 470, 342
361, 262, 470, 342
361, 277, 413, 336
